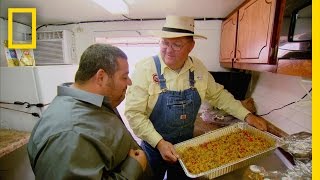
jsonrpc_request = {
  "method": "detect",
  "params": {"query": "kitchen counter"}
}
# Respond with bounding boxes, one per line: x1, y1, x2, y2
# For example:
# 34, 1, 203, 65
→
0, 129, 30, 158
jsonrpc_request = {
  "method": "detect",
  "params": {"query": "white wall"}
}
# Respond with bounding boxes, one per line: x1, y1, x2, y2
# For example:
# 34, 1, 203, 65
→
38, 20, 228, 72
248, 71, 312, 135
0, 65, 77, 180
0, 67, 41, 131
0, 65, 78, 131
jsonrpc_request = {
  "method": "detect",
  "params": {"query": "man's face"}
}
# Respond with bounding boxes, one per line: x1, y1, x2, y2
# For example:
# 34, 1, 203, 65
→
103, 58, 132, 108
159, 37, 195, 70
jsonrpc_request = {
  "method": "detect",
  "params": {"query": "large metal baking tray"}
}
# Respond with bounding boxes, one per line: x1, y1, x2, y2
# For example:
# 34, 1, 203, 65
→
174, 122, 284, 179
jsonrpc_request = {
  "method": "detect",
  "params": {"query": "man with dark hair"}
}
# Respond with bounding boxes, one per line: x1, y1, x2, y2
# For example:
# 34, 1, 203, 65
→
28, 44, 150, 179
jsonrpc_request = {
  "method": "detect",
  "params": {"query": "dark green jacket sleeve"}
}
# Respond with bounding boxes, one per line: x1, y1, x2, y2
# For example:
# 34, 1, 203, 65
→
32, 131, 144, 180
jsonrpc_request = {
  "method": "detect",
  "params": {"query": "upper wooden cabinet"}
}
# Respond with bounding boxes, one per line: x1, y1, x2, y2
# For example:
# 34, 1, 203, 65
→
220, 0, 279, 72
220, 0, 312, 78
236, 0, 277, 64
220, 13, 237, 63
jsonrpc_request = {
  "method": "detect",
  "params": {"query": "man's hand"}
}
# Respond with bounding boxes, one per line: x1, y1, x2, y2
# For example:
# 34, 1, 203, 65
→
156, 139, 179, 163
128, 149, 147, 171
245, 113, 267, 131
241, 97, 257, 114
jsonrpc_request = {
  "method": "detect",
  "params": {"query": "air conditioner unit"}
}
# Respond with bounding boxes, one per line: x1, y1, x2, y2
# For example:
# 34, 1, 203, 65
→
29, 30, 75, 65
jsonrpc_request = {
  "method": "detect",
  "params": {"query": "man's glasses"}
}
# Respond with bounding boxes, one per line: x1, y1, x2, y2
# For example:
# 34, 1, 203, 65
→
159, 40, 189, 51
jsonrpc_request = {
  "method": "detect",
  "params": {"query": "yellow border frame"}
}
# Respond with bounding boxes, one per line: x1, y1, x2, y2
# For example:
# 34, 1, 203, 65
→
8, 8, 36, 49
313, 0, 318, 179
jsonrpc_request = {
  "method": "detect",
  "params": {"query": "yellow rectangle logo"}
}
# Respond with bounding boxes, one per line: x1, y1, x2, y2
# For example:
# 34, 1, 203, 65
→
8, 8, 37, 49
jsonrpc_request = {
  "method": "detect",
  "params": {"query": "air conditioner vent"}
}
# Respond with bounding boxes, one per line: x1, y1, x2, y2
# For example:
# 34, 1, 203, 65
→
27, 30, 75, 65
34, 41, 64, 64
37, 31, 64, 40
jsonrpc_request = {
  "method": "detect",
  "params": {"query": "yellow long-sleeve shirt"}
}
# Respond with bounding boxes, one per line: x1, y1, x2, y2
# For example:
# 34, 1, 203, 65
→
124, 54, 250, 148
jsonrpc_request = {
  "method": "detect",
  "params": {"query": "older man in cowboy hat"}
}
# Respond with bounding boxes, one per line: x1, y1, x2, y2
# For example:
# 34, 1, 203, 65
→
125, 15, 267, 179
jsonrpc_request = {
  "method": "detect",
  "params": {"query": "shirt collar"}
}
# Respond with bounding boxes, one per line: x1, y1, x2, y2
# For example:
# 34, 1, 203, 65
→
57, 82, 109, 107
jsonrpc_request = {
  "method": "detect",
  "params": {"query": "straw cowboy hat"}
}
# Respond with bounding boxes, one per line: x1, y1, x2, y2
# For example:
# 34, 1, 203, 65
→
153, 15, 207, 39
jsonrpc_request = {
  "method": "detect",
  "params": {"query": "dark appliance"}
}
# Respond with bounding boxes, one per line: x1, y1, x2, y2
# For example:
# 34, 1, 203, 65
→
277, 0, 312, 59
209, 71, 251, 100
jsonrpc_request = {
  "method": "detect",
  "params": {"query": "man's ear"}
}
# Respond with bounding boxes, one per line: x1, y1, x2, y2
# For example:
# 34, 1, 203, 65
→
96, 69, 107, 86
188, 40, 195, 52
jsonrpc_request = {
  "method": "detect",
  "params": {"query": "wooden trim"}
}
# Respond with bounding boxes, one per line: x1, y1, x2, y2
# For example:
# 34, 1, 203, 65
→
269, 0, 287, 64
277, 60, 312, 78
220, 62, 233, 68
233, 63, 277, 72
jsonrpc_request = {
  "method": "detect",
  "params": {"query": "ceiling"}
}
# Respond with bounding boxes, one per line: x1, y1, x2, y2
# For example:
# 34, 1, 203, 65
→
1, 0, 245, 26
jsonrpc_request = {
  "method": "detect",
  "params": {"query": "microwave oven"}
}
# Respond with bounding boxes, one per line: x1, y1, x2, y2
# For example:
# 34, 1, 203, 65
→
277, 0, 312, 60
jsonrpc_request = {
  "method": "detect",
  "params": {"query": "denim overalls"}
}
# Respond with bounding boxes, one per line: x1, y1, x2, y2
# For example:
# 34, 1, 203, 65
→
141, 55, 201, 179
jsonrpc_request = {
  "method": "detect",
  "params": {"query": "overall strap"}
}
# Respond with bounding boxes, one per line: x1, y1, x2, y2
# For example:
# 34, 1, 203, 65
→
189, 70, 195, 88
152, 55, 167, 91
188, 57, 195, 88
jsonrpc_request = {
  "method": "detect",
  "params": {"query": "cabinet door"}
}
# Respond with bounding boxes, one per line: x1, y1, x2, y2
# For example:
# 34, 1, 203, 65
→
220, 12, 237, 63
235, 0, 277, 64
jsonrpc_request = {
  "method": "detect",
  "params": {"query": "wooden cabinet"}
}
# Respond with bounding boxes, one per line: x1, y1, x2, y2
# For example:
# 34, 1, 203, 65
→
220, 0, 279, 72
219, 0, 312, 78
236, 0, 277, 64
220, 12, 237, 63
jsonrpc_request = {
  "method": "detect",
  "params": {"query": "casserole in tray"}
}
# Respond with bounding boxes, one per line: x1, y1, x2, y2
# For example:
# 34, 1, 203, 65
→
174, 122, 283, 179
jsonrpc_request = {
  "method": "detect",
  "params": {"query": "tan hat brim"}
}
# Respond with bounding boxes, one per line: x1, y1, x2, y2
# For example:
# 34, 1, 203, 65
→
152, 31, 207, 39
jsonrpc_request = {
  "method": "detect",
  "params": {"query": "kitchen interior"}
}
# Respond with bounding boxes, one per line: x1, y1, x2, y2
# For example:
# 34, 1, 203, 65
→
0, 0, 312, 179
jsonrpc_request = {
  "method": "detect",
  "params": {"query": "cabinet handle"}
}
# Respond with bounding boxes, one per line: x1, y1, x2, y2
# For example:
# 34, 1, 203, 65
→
233, 58, 238, 63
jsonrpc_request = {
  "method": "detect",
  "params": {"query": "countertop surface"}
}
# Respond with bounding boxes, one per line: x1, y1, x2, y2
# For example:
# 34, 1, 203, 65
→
0, 129, 30, 158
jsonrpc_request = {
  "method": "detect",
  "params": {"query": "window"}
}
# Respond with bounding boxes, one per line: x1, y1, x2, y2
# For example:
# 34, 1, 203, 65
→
95, 33, 160, 143
96, 35, 160, 75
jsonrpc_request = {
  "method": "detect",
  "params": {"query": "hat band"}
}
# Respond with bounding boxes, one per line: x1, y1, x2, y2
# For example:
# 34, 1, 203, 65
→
162, 27, 194, 34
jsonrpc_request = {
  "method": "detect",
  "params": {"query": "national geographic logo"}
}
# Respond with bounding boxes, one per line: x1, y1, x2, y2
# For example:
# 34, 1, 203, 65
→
8, 8, 36, 49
